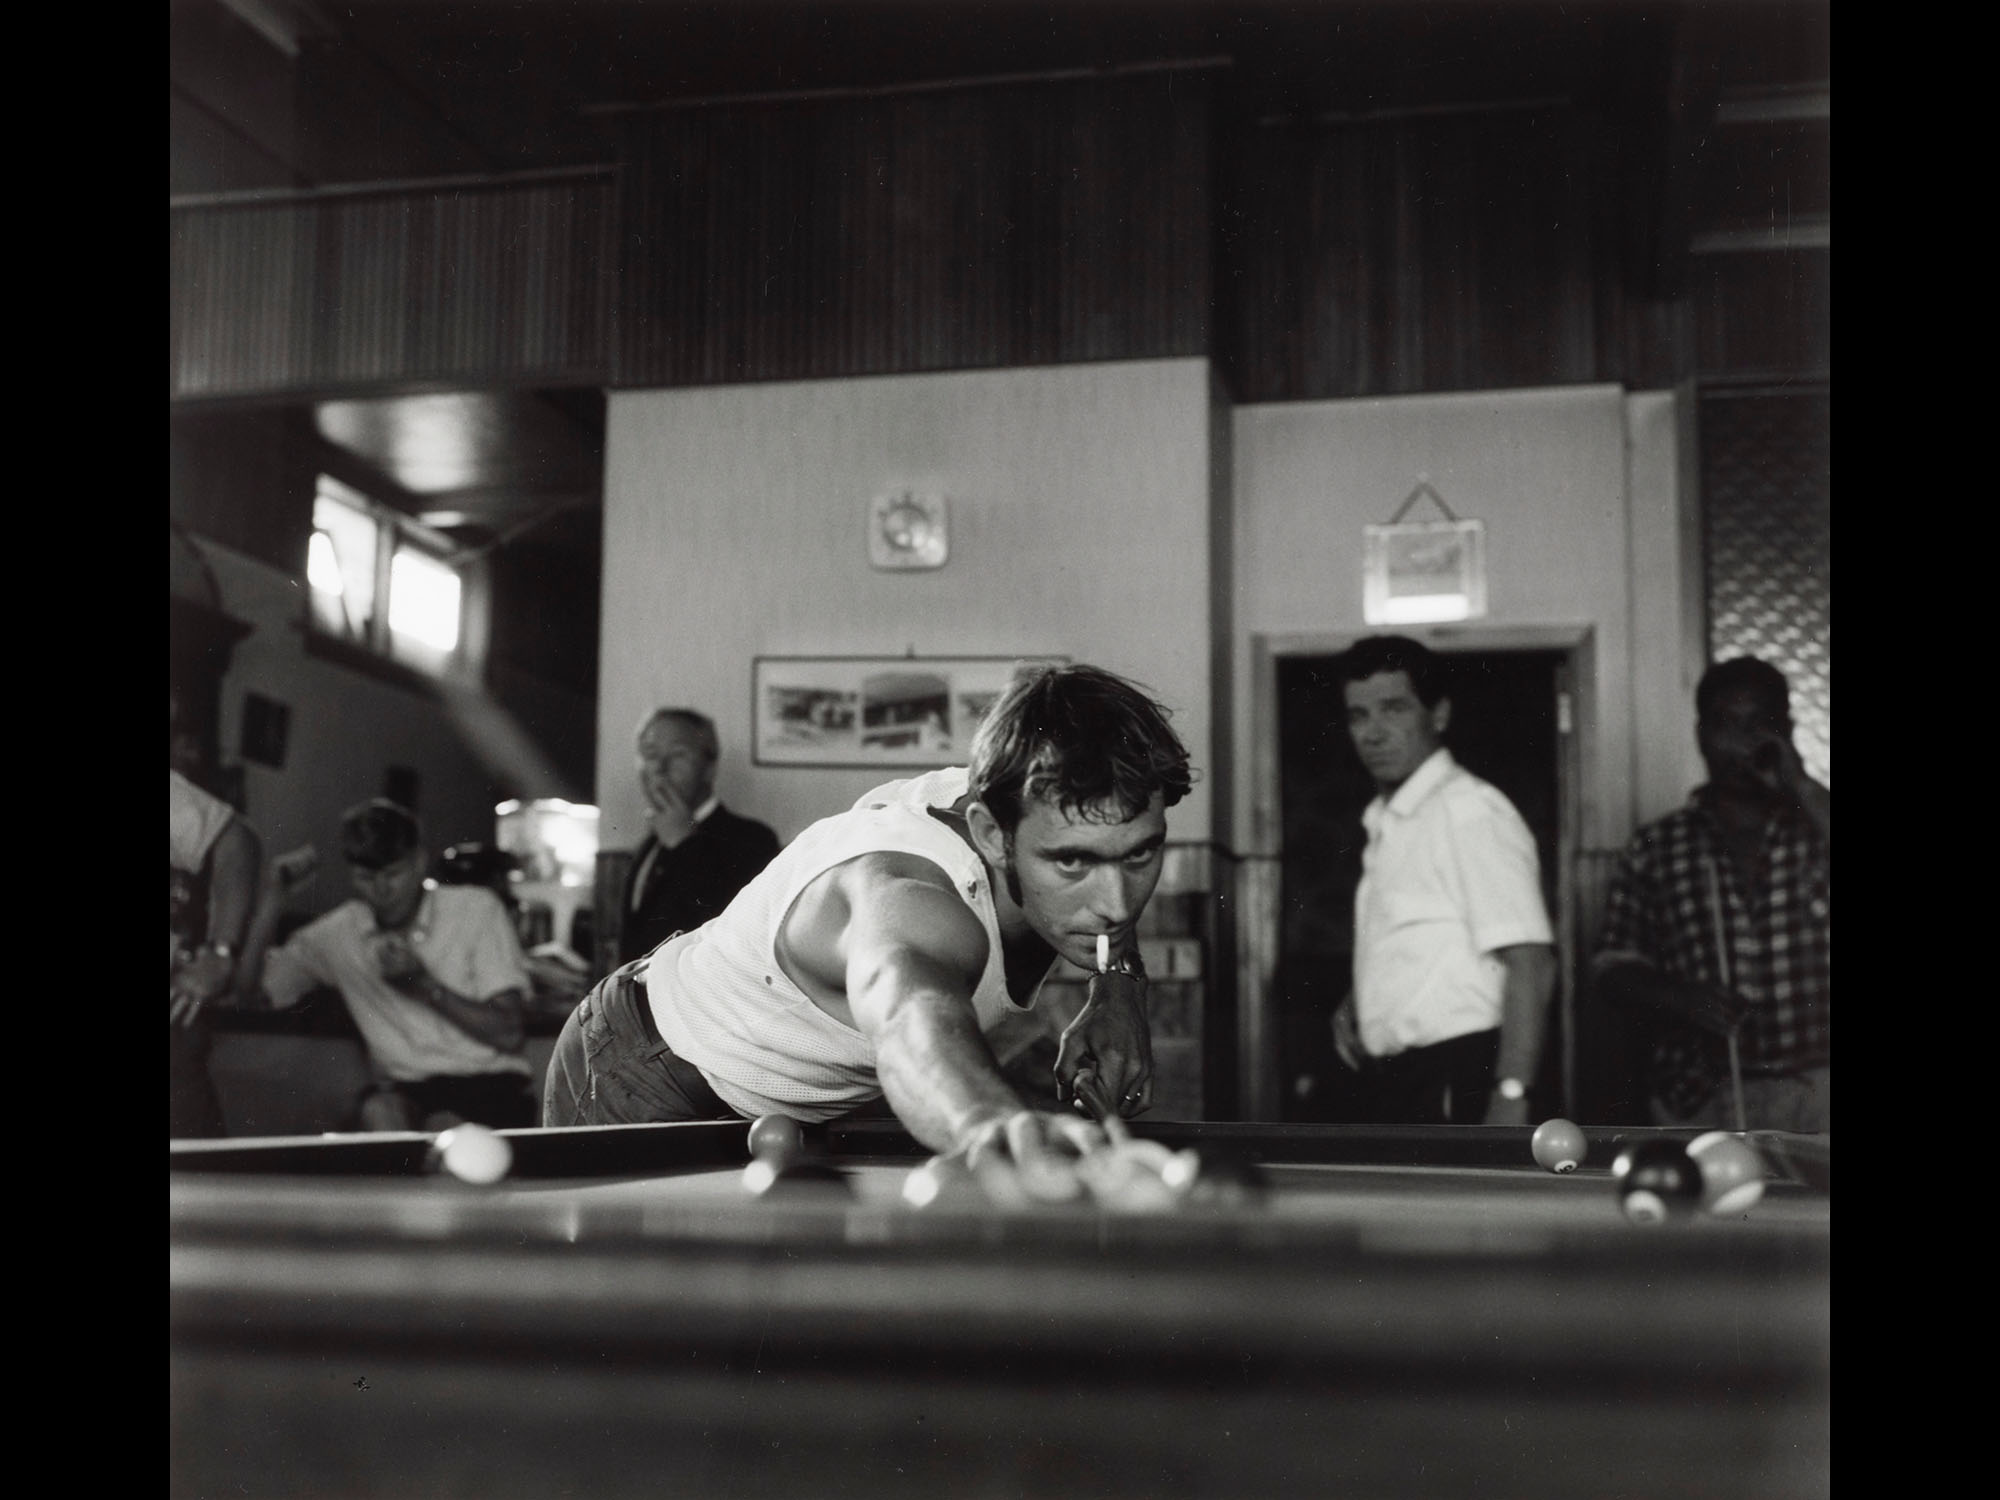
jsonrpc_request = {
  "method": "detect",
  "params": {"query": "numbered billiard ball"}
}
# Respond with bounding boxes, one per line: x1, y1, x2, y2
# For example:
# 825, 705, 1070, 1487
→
742, 1156, 852, 1200
1612, 1139, 1704, 1225
1160, 1143, 1269, 1207
431, 1123, 513, 1185
1687, 1131, 1766, 1216
1530, 1118, 1588, 1174
746, 1113, 806, 1164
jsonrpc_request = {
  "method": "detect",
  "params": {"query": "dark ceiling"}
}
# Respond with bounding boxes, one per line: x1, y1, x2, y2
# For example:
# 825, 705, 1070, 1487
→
311, 388, 605, 552
177, 1, 1829, 193
171, 0, 1827, 554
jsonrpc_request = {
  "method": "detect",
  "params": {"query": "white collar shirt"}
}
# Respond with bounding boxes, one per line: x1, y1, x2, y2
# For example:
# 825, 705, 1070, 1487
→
1354, 748, 1553, 1059
259, 884, 533, 1083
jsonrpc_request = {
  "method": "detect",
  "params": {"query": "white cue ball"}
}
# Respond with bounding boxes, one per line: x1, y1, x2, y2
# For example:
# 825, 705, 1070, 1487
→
435, 1123, 513, 1185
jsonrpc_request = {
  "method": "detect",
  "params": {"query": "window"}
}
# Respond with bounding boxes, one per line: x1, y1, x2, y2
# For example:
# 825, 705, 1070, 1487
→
308, 476, 477, 677
388, 548, 462, 651
308, 482, 380, 640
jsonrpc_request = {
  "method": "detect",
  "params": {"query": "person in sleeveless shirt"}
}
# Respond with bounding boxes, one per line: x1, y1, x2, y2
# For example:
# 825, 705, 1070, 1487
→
543, 663, 1194, 1202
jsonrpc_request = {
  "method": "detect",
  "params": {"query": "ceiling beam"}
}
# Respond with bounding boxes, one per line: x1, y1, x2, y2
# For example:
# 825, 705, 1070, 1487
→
1691, 218, 1829, 254
1715, 87, 1829, 125
582, 53, 1234, 116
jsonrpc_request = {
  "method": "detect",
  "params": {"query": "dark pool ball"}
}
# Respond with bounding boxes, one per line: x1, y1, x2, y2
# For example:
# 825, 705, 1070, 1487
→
1612, 1140, 1704, 1225
742, 1156, 853, 1200
746, 1114, 806, 1164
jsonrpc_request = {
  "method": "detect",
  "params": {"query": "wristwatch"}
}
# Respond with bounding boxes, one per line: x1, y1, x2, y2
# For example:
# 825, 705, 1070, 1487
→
1494, 1077, 1527, 1101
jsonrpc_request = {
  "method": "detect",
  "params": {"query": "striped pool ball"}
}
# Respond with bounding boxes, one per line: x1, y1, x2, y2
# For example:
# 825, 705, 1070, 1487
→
1687, 1131, 1767, 1216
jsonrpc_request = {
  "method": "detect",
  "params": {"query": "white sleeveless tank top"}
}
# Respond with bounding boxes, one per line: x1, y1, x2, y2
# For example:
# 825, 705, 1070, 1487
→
644, 767, 1050, 1121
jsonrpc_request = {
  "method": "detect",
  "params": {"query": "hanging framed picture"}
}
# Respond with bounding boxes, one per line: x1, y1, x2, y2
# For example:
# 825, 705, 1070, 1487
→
1363, 480, 1488, 625
752, 655, 1064, 767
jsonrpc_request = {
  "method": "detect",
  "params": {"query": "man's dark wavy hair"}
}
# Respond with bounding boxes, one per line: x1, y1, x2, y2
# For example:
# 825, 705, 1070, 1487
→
340, 798, 422, 871
969, 663, 1193, 832
1337, 635, 1448, 708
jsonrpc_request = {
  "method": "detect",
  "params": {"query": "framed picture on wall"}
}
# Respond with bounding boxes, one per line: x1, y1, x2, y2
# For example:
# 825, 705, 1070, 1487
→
752, 656, 1064, 767
1362, 518, 1488, 625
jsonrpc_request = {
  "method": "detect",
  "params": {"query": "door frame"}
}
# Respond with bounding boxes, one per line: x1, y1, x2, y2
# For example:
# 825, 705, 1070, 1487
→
1238, 623, 1596, 1120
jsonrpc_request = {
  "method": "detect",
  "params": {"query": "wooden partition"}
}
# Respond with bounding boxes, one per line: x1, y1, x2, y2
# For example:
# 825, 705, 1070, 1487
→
170, 168, 614, 400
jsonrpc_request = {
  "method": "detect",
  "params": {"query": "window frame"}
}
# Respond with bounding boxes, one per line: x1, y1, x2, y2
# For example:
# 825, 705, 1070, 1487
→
304, 474, 486, 692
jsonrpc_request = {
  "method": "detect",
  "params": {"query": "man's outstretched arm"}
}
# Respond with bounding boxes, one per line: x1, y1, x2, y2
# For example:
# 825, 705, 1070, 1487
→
801, 857, 1108, 1190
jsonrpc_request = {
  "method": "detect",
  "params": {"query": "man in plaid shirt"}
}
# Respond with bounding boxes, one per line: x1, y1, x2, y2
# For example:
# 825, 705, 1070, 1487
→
1594, 658, 1830, 1132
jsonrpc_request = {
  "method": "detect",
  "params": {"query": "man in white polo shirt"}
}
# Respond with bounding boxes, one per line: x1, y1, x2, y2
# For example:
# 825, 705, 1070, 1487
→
1329, 636, 1556, 1125
242, 799, 536, 1132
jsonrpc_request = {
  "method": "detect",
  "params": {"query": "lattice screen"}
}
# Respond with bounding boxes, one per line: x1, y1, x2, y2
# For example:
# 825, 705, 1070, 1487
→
1700, 391, 1831, 785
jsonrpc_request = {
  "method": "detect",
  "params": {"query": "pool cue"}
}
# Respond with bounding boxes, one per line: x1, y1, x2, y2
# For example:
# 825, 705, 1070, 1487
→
1704, 858, 1749, 1135
1072, 1068, 1132, 1146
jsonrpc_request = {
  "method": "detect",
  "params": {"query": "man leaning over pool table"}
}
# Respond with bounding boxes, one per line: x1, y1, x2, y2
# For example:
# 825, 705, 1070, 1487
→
543, 663, 1195, 1201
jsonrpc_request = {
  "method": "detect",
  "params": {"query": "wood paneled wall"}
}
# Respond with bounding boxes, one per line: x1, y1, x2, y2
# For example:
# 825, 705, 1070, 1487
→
169, 407, 316, 572
167, 75, 1817, 406
1693, 249, 1829, 381
170, 171, 614, 400
611, 71, 1213, 388
1218, 103, 1697, 402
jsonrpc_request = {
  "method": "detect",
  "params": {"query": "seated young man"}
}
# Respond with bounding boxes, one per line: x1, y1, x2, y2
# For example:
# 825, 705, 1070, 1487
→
244, 800, 536, 1132
543, 663, 1194, 1201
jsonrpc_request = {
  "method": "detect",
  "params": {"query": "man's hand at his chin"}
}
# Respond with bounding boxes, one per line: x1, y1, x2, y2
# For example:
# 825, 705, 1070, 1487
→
643, 776, 699, 848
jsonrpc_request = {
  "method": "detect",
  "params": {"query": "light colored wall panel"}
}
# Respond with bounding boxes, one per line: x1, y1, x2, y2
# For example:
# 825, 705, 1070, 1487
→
1231, 384, 1638, 854
1625, 387, 1709, 825
597, 359, 1217, 851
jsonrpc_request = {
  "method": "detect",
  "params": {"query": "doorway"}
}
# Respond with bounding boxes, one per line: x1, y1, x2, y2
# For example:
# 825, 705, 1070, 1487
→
1271, 644, 1576, 1122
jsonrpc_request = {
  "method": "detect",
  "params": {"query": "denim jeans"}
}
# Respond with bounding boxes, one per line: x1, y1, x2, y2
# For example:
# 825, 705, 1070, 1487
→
368, 1072, 536, 1131
541, 957, 732, 1126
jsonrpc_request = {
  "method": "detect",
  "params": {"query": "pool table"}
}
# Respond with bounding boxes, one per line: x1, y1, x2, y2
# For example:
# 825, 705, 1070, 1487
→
171, 1120, 1829, 1499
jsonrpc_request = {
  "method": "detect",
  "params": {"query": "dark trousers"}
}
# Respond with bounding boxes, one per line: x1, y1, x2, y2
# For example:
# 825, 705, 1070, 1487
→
1354, 1028, 1502, 1125
542, 957, 733, 1126
373, 1072, 537, 1130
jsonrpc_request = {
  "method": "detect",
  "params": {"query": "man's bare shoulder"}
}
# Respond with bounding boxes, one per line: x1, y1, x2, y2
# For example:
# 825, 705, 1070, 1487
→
798, 850, 981, 941
781, 850, 987, 990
